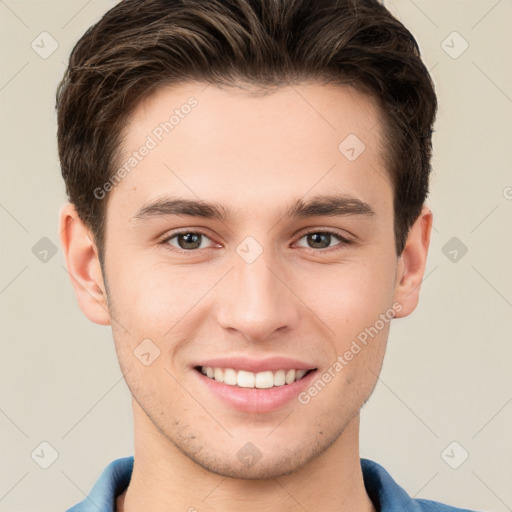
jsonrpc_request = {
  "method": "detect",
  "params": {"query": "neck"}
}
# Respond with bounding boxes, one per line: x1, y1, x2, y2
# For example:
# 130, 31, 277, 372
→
118, 404, 375, 512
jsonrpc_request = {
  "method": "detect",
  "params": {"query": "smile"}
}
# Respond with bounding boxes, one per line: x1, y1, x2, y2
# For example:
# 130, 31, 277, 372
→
196, 366, 315, 389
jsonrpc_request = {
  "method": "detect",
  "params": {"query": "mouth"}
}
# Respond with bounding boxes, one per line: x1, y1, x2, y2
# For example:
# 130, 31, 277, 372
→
191, 356, 319, 413
194, 365, 317, 389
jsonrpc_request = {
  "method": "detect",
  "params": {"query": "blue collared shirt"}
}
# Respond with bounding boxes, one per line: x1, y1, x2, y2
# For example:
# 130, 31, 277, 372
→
66, 456, 479, 512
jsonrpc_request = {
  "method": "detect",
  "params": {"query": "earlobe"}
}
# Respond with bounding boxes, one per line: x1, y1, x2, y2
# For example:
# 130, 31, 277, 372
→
393, 204, 433, 318
58, 203, 111, 326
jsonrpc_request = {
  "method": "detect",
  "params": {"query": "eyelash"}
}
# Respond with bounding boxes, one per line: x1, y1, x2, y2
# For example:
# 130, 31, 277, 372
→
158, 228, 353, 255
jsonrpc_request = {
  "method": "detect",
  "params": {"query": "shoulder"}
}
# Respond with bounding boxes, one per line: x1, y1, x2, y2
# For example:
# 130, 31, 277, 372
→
65, 456, 134, 512
413, 498, 481, 511
360, 458, 481, 512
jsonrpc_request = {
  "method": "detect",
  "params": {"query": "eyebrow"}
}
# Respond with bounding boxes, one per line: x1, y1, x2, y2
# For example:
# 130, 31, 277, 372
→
131, 194, 376, 224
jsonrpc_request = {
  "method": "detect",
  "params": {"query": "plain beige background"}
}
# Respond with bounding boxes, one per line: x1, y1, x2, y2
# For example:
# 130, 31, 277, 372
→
0, 1, 511, 511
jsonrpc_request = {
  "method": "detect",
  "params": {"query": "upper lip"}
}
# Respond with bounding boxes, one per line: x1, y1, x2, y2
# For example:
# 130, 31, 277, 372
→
193, 356, 317, 373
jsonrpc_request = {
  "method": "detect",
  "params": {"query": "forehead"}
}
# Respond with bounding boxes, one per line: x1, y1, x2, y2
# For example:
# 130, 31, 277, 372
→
124, 80, 384, 155
110, 80, 391, 224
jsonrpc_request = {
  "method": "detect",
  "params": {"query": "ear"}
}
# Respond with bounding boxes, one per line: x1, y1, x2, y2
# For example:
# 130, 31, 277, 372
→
58, 203, 111, 325
393, 204, 433, 318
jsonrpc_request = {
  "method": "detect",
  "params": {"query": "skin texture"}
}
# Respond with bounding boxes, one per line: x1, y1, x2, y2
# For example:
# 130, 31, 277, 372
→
59, 81, 432, 512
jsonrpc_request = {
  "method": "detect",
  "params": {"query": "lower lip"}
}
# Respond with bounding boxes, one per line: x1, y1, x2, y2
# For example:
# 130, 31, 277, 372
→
194, 369, 318, 413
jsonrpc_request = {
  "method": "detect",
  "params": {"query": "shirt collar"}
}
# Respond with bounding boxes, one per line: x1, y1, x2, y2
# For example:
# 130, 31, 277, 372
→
66, 456, 133, 512
65, 456, 468, 512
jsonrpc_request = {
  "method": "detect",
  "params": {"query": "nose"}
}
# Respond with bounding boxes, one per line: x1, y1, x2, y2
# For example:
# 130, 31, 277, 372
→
216, 247, 300, 343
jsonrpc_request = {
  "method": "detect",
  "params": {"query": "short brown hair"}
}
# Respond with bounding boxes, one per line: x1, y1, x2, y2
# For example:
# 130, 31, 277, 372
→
56, 0, 437, 263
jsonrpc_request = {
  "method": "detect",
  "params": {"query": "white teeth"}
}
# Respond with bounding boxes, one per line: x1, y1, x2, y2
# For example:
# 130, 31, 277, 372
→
237, 370, 255, 388
285, 369, 296, 384
255, 371, 274, 389
274, 369, 286, 386
223, 368, 237, 386
214, 367, 224, 383
200, 366, 312, 388
295, 369, 307, 380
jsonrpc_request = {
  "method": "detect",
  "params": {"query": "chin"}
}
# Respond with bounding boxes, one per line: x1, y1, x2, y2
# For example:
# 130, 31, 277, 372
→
188, 449, 311, 480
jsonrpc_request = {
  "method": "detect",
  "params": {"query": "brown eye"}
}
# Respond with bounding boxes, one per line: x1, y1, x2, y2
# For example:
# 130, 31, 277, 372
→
162, 231, 215, 252
175, 233, 202, 250
295, 230, 352, 251
306, 232, 332, 249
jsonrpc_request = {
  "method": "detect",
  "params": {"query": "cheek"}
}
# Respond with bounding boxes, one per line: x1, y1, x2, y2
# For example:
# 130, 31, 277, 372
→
109, 260, 200, 331
297, 256, 396, 336
108, 264, 215, 383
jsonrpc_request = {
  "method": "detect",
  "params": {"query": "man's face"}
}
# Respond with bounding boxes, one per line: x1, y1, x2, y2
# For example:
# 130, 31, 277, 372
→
99, 81, 403, 478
